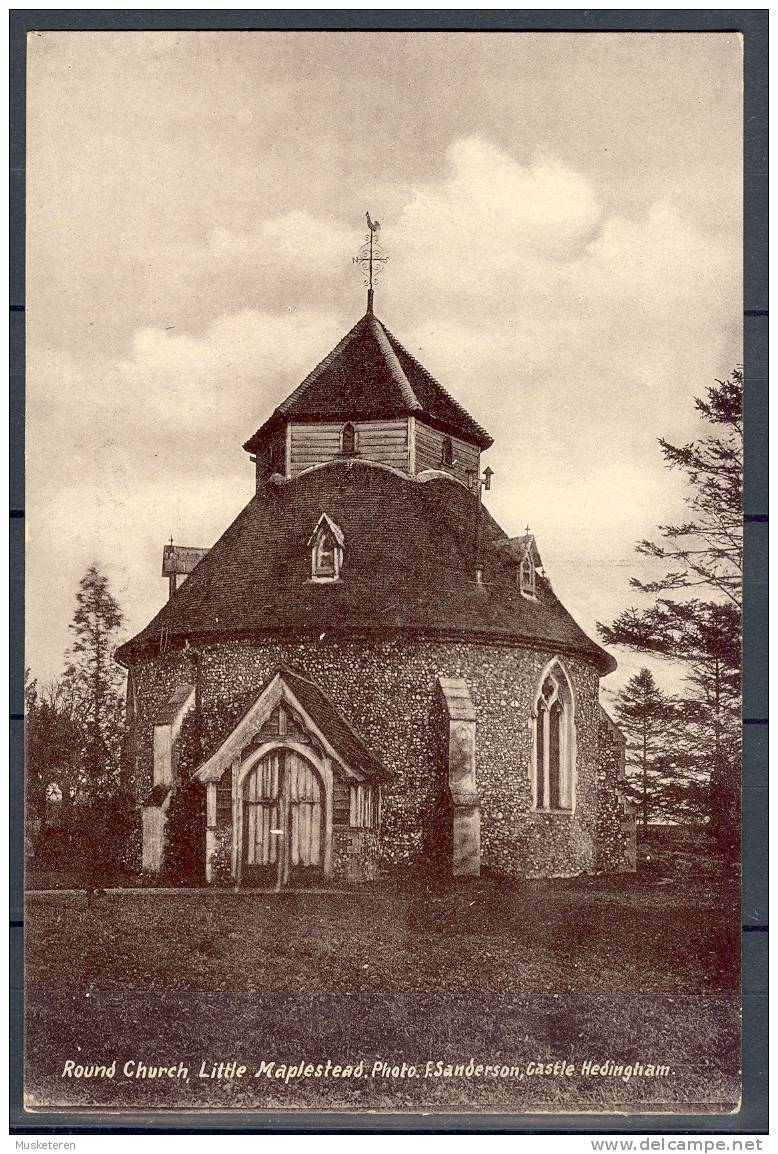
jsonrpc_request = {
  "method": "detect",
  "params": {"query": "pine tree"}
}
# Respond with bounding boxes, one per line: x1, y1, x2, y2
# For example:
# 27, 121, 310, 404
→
63, 564, 125, 799
613, 669, 678, 831
631, 369, 742, 607
599, 371, 742, 856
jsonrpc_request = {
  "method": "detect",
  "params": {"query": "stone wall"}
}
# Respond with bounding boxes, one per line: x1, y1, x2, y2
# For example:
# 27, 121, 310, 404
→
595, 708, 637, 873
332, 828, 381, 883
127, 633, 613, 879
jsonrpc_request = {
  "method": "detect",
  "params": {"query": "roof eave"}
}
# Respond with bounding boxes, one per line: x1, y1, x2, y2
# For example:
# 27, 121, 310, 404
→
117, 623, 615, 676
243, 410, 285, 455
415, 412, 493, 451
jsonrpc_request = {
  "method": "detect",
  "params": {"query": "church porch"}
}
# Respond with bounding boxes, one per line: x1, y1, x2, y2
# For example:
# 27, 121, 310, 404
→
191, 669, 386, 887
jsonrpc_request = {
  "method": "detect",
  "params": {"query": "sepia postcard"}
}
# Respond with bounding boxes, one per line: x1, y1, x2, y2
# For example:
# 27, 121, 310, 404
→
19, 25, 754, 1125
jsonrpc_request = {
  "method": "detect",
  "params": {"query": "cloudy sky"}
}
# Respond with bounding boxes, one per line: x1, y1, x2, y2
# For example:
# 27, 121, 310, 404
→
26, 31, 742, 697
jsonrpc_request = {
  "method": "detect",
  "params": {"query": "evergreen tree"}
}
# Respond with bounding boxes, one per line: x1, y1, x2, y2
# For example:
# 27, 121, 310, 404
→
612, 669, 677, 831
63, 564, 126, 799
599, 371, 742, 856
631, 369, 742, 607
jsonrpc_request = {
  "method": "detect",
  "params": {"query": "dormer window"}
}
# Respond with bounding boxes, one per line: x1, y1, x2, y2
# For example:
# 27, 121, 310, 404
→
315, 535, 336, 578
519, 553, 536, 599
307, 513, 345, 582
441, 436, 454, 467
341, 423, 357, 456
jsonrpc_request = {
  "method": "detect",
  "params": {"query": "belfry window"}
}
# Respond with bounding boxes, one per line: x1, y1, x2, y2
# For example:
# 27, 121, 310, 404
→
341, 423, 357, 456
533, 662, 575, 811
441, 436, 454, 467
307, 513, 345, 582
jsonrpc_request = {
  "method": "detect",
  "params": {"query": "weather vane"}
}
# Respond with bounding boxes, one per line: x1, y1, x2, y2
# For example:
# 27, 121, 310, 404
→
352, 212, 388, 314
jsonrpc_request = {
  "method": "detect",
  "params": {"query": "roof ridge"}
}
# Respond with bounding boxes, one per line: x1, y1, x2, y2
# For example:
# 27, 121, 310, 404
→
244, 311, 493, 454
276, 313, 370, 417
280, 666, 387, 775
368, 316, 421, 412
379, 322, 492, 444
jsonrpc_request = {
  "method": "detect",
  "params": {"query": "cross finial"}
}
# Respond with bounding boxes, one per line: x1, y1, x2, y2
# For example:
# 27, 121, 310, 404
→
525, 525, 531, 537
352, 213, 388, 314
169, 534, 174, 545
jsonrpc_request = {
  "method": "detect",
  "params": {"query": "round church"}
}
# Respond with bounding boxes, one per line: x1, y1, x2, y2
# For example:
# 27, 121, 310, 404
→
116, 275, 635, 886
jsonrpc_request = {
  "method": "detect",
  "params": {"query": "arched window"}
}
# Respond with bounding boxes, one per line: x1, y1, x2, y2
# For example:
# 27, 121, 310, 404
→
341, 423, 356, 456
532, 662, 575, 811
314, 532, 337, 578
307, 513, 345, 582
441, 436, 454, 467
519, 554, 536, 598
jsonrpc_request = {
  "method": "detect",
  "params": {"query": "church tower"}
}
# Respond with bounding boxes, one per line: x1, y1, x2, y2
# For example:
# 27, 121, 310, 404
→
244, 218, 491, 492
244, 308, 492, 492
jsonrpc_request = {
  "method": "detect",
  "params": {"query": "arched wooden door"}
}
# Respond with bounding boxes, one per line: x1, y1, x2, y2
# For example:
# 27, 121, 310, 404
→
242, 748, 324, 886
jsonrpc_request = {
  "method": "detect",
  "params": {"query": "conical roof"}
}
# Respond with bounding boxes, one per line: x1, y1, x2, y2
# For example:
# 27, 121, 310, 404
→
243, 312, 493, 454
116, 459, 613, 674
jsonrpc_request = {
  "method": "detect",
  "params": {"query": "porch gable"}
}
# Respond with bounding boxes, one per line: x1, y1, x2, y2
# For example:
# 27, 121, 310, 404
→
193, 668, 388, 786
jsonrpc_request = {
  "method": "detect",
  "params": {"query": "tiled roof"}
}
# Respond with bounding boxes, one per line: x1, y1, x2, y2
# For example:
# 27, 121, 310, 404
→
280, 668, 388, 780
192, 666, 389, 783
497, 534, 544, 571
116, 460, 614, 674
243, 312, 493, 453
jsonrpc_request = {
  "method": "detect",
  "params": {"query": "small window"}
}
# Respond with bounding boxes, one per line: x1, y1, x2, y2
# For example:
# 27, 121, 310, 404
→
216, 766, 233, 825
441, 436, 454, 467
350, 783, 376, 828
314, 533, 337, 578
307, 513, 345, 582
333, 778, 350, 826
341, 423, 356, 455
520, 554, 536, 598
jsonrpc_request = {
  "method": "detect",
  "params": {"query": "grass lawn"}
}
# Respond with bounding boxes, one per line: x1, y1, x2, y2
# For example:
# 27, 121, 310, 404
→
25, 836, 740, 1116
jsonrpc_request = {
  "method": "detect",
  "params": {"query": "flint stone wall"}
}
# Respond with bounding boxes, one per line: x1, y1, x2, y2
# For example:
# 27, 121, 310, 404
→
332, 828, 381, 883
126, 634, 625, 879
595, 710, 637, 873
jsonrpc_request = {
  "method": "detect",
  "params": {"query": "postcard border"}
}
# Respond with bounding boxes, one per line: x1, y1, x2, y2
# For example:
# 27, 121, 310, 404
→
9, 6, 768, 1135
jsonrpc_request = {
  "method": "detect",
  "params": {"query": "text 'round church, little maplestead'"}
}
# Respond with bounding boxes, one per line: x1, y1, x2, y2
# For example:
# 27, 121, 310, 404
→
116, 254, 637, 887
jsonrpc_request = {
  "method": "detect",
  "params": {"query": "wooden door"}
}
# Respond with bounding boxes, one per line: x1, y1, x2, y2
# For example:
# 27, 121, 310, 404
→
286, 749, 323, 881
243, 749, 282, 884
242, 749, 323, 886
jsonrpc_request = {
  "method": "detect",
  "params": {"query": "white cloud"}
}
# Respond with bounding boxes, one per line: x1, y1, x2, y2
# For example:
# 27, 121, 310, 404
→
399, 137, 603, 266
28, 307, 345, 459
210, 209, 352, 274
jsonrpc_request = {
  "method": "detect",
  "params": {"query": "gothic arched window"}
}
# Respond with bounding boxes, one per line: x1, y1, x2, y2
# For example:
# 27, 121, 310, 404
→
533, 662, 575, 811
519, 554, 536, 598
314, 532, 337, 578
441, 436, 454, 467
307, 513, 345, 582
341, 423, 356, 456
